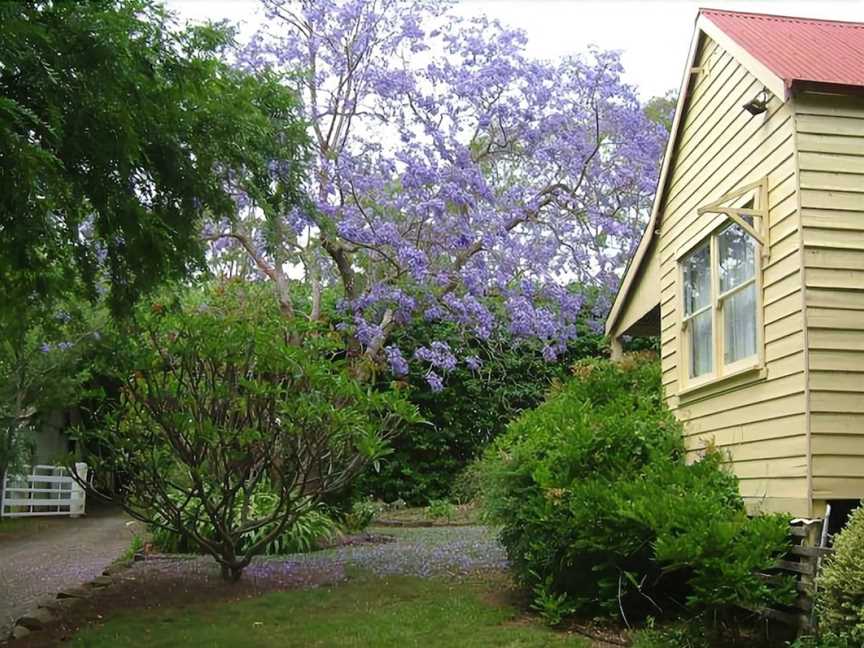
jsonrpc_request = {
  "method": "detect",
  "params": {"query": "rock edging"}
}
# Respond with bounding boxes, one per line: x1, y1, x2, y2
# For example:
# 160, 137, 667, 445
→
6, 556, 137, 642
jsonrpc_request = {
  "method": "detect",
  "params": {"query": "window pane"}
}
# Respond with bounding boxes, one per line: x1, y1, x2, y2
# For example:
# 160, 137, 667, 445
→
690, 309, 713, 378
683, 245, 711, 315
724, 282, 757, 364
718, 223, 755, 293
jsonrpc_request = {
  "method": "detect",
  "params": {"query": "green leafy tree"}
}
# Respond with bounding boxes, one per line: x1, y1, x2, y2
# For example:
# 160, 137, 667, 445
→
0, 298, 102, 478
75, 283, 419, 581
644, 90, 677, 133
0, 0, 308, 313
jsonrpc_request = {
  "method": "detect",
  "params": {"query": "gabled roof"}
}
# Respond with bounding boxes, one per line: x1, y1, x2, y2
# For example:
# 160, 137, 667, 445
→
606, 8, 864, 337
702, 9, 864, 91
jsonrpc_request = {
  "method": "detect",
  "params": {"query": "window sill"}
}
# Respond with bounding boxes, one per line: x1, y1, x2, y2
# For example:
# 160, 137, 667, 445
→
678, 364, 767, 403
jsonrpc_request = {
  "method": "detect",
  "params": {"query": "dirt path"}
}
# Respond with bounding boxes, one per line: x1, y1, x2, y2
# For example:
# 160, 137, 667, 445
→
0, 506, 135, 638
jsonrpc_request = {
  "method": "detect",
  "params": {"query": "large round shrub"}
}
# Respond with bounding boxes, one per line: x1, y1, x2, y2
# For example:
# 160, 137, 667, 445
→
818, 506, 864, 642
481, 355, 792, 623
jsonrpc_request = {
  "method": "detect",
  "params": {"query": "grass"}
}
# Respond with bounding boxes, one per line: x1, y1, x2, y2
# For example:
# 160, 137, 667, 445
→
118, 533, 145, 562
374, 503, 482, 526
69, 571, 587, 647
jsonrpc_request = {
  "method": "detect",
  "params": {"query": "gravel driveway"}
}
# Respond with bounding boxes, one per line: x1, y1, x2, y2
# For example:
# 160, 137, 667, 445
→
0, 506, 135, 638
297, 525, 509, 577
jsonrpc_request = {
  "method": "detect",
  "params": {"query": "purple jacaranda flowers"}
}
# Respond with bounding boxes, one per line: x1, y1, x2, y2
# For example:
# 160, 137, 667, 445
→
424, 370, 444, 392
218, 0, 666, 382
414, 342, 457, 373
384, 346, 409, 377
464, 355, 482, 371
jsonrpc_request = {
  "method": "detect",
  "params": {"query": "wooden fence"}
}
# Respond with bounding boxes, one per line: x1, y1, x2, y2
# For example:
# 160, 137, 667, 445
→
754, 514, 835, 632
0, 463, 88, 518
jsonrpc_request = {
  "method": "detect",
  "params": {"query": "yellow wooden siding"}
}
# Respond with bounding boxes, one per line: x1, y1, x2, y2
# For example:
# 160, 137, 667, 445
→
658, 35, 807, 514
615, 239, 661, 335
811, 413, 864, 434
796, 91, 864, 504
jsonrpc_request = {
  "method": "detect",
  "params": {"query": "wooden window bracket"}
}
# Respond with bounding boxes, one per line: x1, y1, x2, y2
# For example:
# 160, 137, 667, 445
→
696, 177, 769, 259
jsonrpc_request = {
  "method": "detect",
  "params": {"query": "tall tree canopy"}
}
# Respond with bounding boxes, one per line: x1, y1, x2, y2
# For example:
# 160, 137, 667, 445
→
213, 0, 667, 385
0, 0, 308, 315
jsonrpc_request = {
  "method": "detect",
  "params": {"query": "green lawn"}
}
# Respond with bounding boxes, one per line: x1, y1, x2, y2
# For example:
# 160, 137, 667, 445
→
69, 571, 587, 647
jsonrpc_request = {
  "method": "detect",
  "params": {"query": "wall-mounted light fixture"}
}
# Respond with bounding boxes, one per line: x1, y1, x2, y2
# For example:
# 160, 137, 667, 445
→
742, 89, 770, 116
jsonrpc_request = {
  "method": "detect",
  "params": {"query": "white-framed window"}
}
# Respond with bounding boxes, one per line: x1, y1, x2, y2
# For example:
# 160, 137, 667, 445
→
679, 218, 762, 387
682, 242, 713, 378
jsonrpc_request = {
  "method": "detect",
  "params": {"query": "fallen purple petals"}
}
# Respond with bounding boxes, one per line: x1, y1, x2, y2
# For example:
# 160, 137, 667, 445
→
277, 525, 509, 578
134, 526, 507, 588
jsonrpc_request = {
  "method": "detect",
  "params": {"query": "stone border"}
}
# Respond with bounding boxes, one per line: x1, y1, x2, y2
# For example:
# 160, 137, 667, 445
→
6, 554, 140, 642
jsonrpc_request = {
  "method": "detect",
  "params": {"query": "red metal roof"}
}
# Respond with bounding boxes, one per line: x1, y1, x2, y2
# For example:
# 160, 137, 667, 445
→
701, 8, 864, 89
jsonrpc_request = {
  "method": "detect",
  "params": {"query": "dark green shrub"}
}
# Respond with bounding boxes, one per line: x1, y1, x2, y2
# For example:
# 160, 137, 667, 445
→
481, 355, 793, 625
357, 317, 607, 505
77, 282, 418, 580
791, 634, 856, 648
451, 461, 485, 505
630, 625, 706, 648
425, 498, 456, 520
342, 498, 380, 533
817, 506, 864, 643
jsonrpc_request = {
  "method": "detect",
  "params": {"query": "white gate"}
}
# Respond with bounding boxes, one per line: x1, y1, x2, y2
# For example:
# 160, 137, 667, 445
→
0, 463, 88, 518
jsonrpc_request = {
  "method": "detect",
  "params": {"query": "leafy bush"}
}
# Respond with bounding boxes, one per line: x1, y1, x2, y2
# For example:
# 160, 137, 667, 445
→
78, 282, 418, 580
120, 534, 145, 563
149, 484, 339, 556
342, 498, 380, 533
790, 634, 856, 648
530, 575, 576, 626
357, 316, 607, 505
480, 355, 793, 625
817, 506, 864, 643
630, 624, 709, 648
630, 629, 686, 648
425, 499, 456, 520
451, 461, 485, 505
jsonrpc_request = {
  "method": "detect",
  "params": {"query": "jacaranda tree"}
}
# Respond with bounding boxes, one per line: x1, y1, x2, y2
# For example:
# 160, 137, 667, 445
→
206, 0, 667, 386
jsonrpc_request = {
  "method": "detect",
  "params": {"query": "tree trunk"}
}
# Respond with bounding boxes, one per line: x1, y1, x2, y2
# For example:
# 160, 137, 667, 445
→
309, 248, 322, 323
218, 544, 244, 582
220, 562, 243, 582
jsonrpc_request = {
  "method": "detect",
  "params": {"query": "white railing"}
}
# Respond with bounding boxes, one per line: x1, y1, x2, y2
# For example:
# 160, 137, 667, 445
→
0, 463, 88, 518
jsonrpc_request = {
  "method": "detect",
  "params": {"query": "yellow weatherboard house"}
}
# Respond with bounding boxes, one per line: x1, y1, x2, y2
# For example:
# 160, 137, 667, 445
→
606, 8, 864, 518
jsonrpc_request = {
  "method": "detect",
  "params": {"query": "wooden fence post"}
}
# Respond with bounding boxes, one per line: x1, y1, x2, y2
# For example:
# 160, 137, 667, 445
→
70, 462, 88, 518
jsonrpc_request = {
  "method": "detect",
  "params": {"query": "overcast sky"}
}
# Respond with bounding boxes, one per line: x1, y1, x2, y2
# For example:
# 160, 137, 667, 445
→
166, 0, 864, 100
